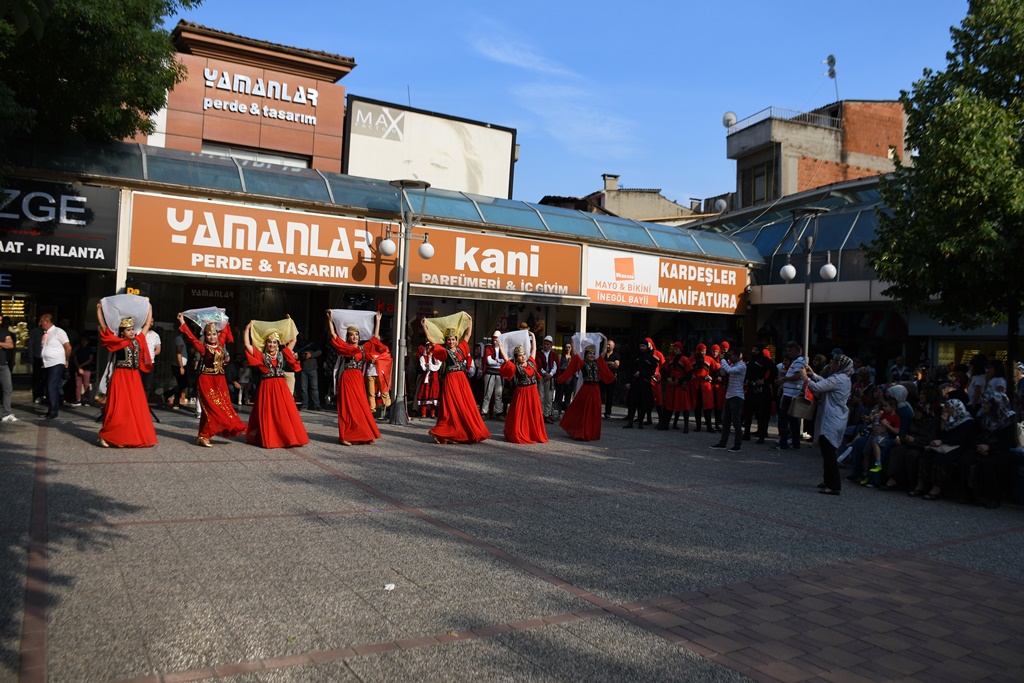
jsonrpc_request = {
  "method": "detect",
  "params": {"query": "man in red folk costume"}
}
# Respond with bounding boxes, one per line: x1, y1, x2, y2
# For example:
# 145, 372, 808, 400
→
710, 342, 729, 432
177, 314, 247, 447
689, 343, 720, 432
658, 342, 694, 432
96, 304, 157, 448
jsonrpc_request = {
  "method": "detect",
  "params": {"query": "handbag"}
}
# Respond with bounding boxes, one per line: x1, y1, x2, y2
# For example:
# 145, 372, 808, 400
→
788, 395, 817, 420
787, 379, 817, 420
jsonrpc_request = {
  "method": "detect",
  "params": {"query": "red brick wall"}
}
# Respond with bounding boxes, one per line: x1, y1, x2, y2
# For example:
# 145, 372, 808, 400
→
842, 101, 903, 159
797, 157, 881, 192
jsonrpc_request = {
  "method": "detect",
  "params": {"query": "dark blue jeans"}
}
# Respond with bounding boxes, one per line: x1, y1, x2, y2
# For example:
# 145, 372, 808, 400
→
45, 364, 64, 416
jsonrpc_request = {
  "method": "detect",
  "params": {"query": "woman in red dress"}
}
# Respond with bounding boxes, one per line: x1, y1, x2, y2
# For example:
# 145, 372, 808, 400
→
177, 313, 247, 447
244, 321, 309, 448
327, 310, 381, 446
96, 303, 157, 448
558, 335, 615, 441
659, 342, 695, 432
416, 344, 441, 418
424, 317, 490, 444
498, 332, 548, 444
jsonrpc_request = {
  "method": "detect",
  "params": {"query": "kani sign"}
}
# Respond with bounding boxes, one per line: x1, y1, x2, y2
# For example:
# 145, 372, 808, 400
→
410, 229, 581, 296
129, 193, 395, 287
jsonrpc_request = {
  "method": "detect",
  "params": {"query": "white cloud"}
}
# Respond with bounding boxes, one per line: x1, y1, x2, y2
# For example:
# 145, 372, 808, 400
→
470, 37, 578, 78
513, 83, 637, 159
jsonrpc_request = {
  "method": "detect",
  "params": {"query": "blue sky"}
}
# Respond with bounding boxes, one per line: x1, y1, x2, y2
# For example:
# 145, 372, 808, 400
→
169, 1, 969, 204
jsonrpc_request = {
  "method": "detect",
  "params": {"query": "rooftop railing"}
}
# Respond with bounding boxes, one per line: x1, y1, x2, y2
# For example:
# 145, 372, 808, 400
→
728, 106, 843, 135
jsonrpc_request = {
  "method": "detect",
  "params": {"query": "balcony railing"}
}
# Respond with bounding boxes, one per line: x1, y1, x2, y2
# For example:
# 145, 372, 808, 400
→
728, 107, 843, 135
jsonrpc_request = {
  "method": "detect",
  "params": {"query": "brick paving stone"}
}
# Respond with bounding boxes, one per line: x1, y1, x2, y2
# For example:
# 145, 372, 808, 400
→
801, 627, 856, 647
694, 633, 747, 654
873, 653, 929, 676
751, 639, 813, 661
752, 660, 819, 682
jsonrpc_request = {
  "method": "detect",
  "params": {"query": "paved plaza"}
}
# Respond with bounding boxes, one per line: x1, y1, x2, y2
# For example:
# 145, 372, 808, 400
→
1, 390, 1023, 682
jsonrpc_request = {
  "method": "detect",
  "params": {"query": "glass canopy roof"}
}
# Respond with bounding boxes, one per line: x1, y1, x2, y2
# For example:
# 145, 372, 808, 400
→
12, 141, 761, 264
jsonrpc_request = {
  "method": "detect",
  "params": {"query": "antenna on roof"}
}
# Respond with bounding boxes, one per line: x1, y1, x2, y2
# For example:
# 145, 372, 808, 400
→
722, 111, 737, 130
407, 85, 412, 107
824, 54, 839, 101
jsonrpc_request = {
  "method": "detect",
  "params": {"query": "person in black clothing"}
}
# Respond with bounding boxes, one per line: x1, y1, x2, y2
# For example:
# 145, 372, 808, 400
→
742, 345, 777, 443
622, 338, 659, 429
602, 339, 620, 418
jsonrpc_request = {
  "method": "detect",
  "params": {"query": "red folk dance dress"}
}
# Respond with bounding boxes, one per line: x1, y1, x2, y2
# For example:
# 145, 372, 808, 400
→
99, 328, 157, 447
500, 358, 548, 444
662, 353, 695, 412
557, 355, 614, 441
416, 348, 441, 418
331, 337, 381, 444
429, 341, 490, 444
180, 324, 247, 440
689, 353, 719, 410
246, 347, 309, 448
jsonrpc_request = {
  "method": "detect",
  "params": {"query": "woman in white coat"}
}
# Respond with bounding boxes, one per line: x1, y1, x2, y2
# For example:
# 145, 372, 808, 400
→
800, 353, 853, 495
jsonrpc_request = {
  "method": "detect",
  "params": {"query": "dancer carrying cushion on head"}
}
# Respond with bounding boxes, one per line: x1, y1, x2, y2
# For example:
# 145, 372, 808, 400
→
244, 319, 308, 448
498, 332, 548, 444
326, 310, 381, 446
558, 334, 615, 441
177, 313, 247, 447
96, 302, 157, 448
422, 313, 490, 444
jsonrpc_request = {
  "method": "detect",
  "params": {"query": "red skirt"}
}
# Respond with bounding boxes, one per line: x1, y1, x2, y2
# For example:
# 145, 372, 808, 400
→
100, 368, 157, 447
504, 383, 548, 444
416, 371, 440, 409
247, 376, 309, 448
337, 368, 380, 444
196, 373, 247, 439
559, 381, 603, 441
430, 372, 490, 444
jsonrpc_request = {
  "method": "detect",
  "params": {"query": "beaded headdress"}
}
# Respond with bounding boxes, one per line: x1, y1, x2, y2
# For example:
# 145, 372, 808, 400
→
118, 317, 134, 329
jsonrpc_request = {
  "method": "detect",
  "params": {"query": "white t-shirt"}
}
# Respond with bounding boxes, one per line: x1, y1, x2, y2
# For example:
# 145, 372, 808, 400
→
41, 325, 70, 368
145, 330, 161, 356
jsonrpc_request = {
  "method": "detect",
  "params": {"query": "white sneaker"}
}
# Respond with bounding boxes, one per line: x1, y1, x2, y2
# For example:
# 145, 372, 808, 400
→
2, 414, 18, 422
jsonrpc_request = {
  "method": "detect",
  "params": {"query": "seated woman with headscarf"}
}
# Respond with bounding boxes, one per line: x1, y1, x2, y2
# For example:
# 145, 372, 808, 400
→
244, 320, 308, 449
955, 390, 1017, 508
497, 332, 547, 444
911, 398, 976, 500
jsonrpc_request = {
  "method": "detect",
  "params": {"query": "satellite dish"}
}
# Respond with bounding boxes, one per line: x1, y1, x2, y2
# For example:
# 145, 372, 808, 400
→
713, 198, 728, 213
722, 111, 737, 128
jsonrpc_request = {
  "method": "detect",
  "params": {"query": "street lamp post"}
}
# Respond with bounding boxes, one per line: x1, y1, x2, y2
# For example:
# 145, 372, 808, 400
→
382, 179, 433, 426
779, 207, 836, 356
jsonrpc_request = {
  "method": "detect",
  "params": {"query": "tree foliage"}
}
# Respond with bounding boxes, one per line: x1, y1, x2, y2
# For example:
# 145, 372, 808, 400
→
869, 0, 1024, 331
0, 0, 200, 158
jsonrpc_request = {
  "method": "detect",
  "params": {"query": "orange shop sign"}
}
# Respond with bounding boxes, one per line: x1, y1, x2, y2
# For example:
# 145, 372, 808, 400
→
129, 193, 395, 287
410, 228, 581, 296
586, 246, 746, 314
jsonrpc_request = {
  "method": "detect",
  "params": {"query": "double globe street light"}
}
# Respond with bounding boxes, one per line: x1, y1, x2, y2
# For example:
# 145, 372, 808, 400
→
381, 179, 433, 426
779, 207, 836, 357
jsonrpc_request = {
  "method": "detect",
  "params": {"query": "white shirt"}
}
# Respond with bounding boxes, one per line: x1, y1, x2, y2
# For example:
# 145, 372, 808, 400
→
41, 325, 69, 368
145, 330, 161, 355
720, 359, 747, 399
781, 356, 807, 398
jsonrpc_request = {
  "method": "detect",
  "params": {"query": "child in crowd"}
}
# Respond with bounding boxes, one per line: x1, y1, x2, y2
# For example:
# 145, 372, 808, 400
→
863, 396, 901, 485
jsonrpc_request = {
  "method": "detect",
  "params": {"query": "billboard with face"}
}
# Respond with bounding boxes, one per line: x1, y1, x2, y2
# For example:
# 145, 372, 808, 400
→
344, 97, 515, 199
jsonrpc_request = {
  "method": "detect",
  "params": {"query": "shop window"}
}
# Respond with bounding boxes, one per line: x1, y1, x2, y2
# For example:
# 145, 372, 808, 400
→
202, 143, 310, 169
